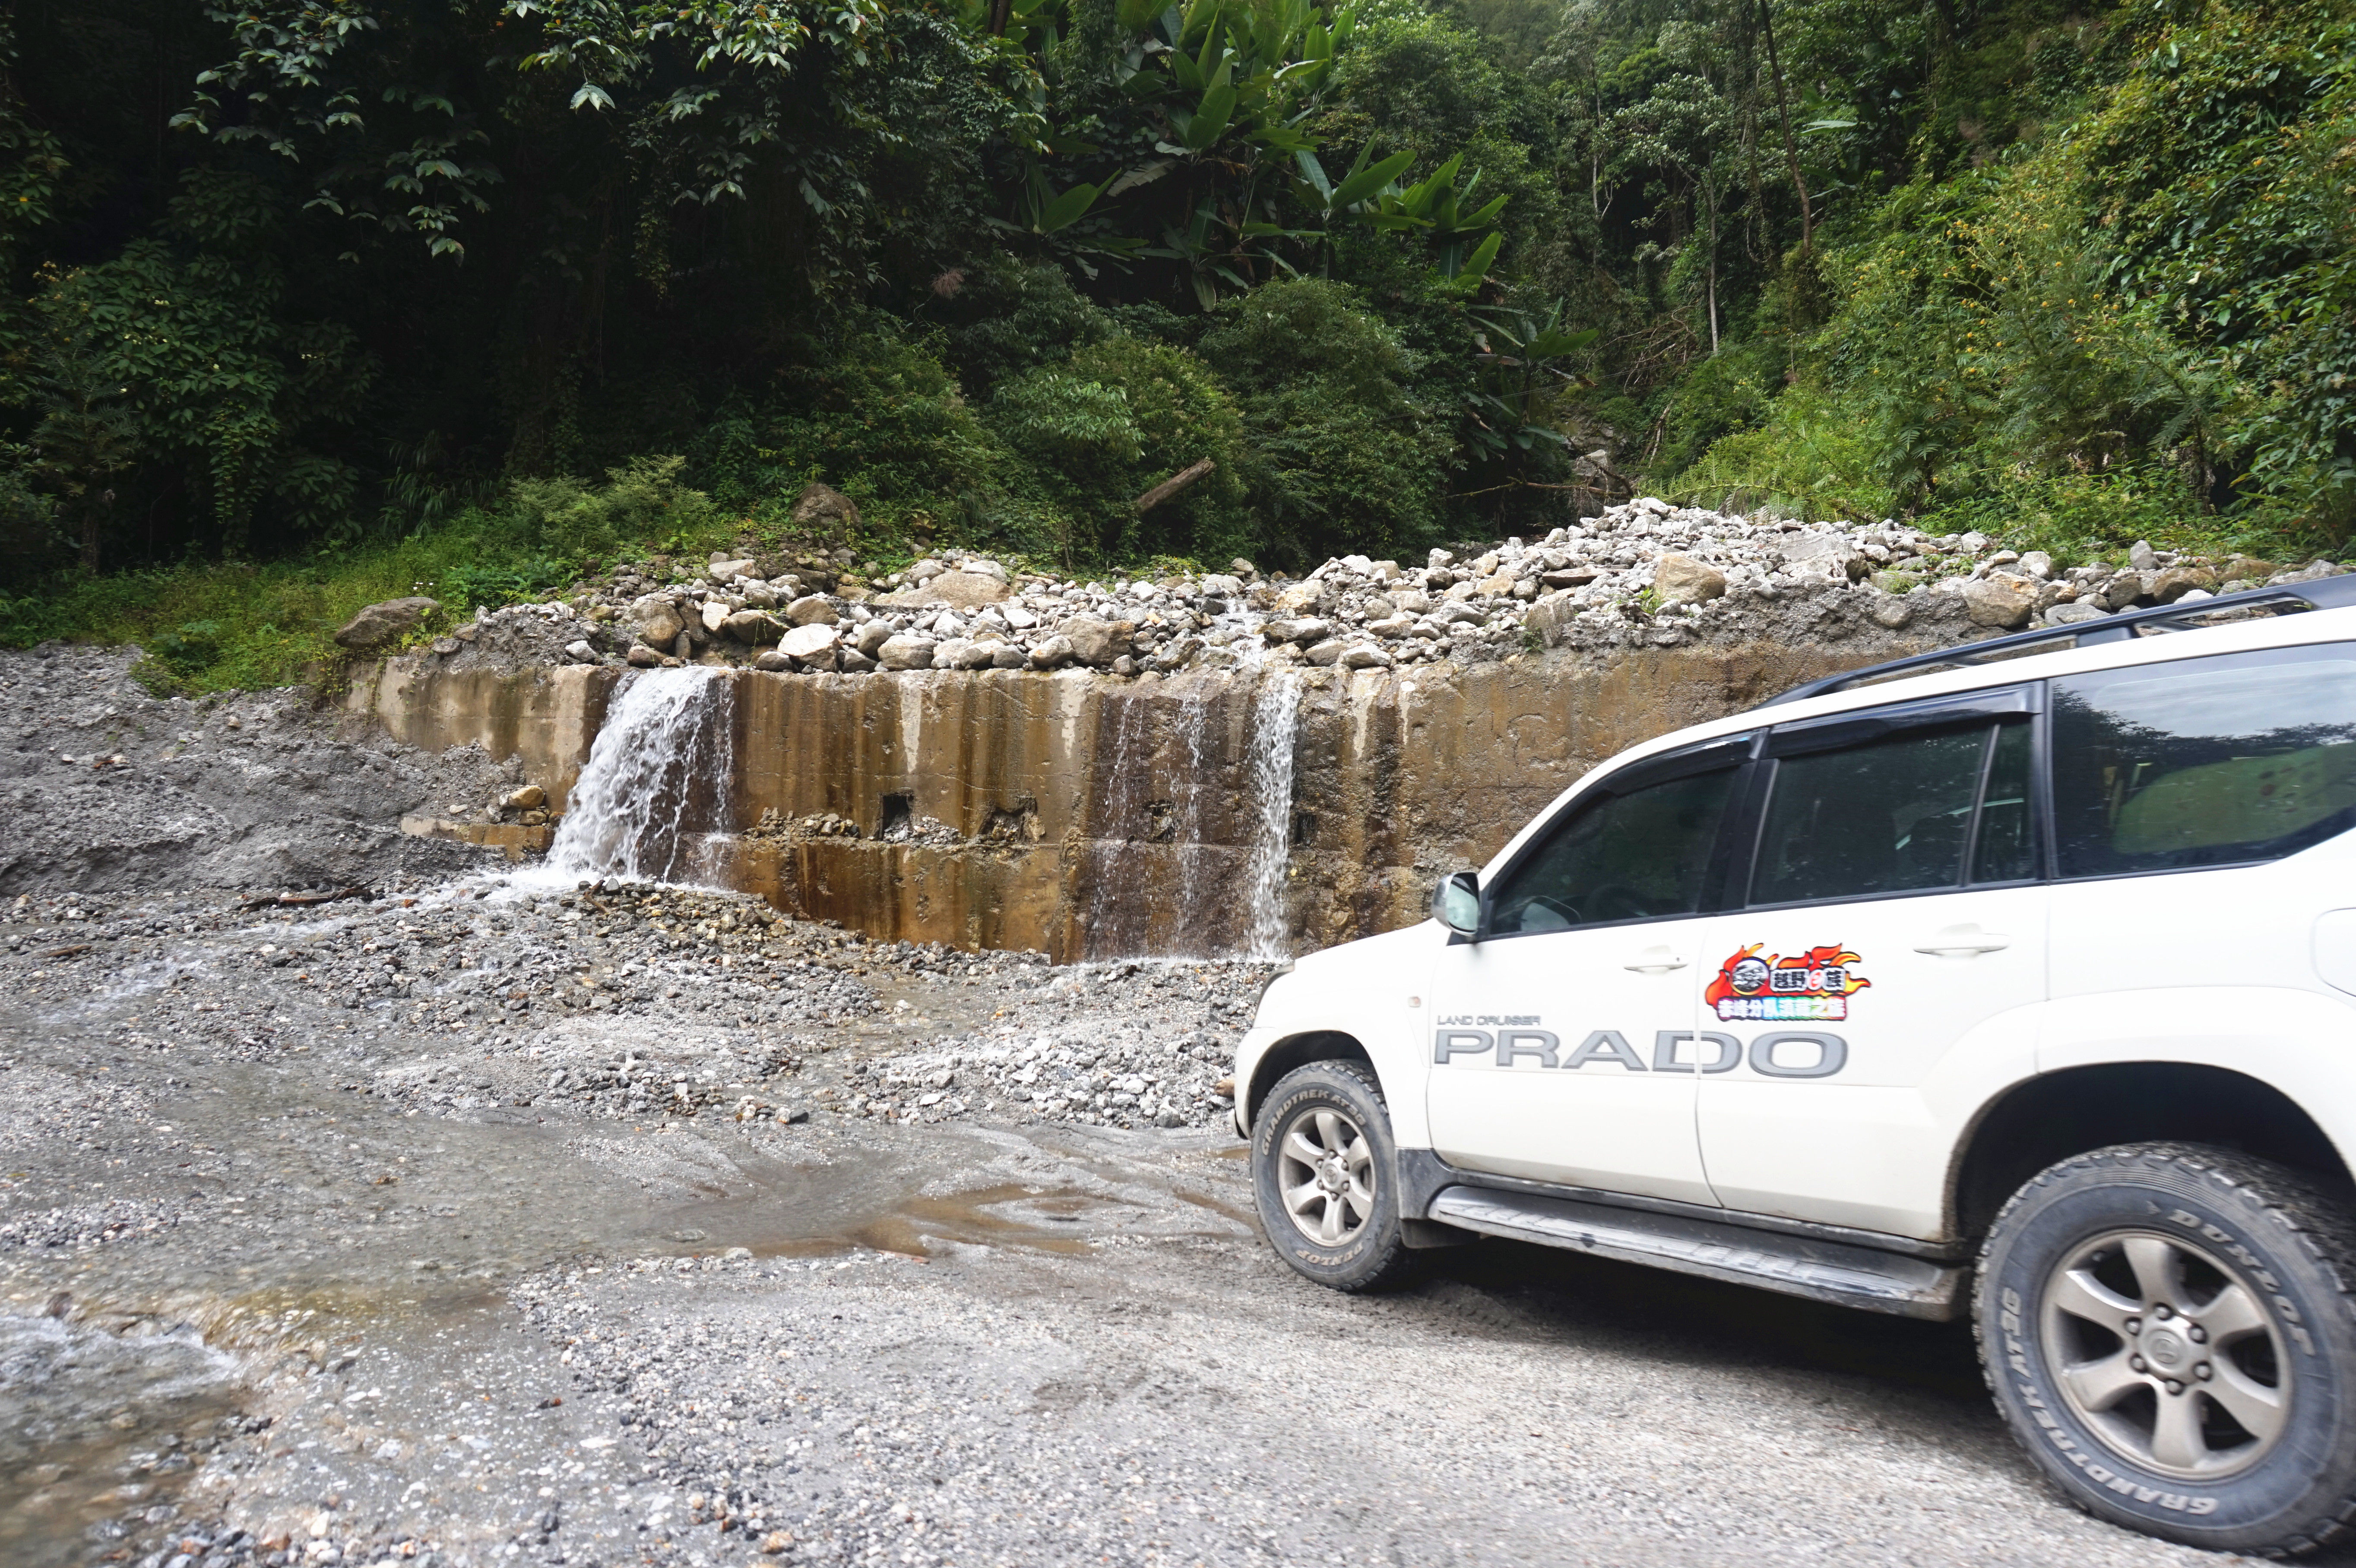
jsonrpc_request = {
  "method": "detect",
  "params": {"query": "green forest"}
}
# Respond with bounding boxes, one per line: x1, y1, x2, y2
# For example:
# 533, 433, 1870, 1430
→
1, 0, 2350, 671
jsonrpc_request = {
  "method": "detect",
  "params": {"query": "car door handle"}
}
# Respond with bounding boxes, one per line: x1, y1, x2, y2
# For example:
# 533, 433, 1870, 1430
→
1623, 947, 1688, 974
1915, 926, 2011, 957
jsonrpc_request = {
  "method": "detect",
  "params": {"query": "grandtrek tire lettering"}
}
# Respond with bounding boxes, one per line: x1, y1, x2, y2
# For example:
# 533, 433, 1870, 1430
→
1495, 1029, 1560, 1068
1652, 1031, 1741, 1073
1976, 1142, 2356, 1552
1560, 1029, 1647, 1071
1433, 1029, 1492, 1063
1748, 1031, 1848, 1078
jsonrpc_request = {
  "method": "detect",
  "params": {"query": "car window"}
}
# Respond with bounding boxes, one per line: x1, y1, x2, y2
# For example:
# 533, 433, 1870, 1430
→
1751, 722, 2029, 904
1487, 767, 1738, 935
2051, 644, 2356, 878
1972, 719, 2038, 883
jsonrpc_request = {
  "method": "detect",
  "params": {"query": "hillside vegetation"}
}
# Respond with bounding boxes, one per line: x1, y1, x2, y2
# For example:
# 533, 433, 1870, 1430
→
1, 0, 2349, 682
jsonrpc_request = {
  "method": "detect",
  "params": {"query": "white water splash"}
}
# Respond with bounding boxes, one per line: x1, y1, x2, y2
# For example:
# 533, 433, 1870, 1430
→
543, 667, 736, 885
1243, 668, 1301, 961
1170, 682, 1214, 955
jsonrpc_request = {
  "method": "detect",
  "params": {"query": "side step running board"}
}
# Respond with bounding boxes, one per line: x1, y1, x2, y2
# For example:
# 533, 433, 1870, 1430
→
1426, 1185, 1967, 1321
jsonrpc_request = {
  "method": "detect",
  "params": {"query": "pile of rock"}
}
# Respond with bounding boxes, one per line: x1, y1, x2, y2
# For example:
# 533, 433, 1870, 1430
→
368, 494, 2355, 684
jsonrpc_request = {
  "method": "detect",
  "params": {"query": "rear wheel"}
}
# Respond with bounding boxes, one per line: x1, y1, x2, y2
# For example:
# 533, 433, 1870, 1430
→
1977, 1142, 2356, 1554
1251, 1060, 1418, 1292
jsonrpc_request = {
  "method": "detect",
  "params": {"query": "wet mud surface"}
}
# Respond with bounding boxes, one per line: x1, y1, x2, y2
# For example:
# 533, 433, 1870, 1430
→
2, 882, 2341, 1568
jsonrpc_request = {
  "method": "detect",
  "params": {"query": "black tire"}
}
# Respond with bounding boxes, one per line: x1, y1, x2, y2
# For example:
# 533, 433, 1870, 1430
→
1976, 1142, 2356, 1555
1251, 1060, 1419, 1293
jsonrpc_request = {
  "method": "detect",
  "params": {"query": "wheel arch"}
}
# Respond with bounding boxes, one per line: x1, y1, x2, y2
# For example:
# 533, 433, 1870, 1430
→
1952, 1062, 2355, 1241
1243, 1030, 1376, 1134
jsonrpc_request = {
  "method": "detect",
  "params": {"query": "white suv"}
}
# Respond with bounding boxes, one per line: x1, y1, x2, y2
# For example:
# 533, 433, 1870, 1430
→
1237, 573, 2356, 1555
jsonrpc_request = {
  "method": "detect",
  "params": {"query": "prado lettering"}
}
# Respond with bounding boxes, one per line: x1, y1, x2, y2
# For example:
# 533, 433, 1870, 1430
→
1431, 1025, 1849, 1076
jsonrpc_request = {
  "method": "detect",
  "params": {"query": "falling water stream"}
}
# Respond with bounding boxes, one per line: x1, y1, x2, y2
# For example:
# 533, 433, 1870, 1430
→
1244, 669, 1302, 961
544, 666, 737, 884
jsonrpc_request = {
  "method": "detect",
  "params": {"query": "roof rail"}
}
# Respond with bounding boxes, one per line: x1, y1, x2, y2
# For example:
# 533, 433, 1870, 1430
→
1756, 572, 2356, 708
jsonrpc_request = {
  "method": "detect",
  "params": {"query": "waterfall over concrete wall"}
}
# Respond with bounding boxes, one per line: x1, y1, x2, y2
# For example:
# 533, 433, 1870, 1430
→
546, 667, 737, 884
350, 643, 1890, 960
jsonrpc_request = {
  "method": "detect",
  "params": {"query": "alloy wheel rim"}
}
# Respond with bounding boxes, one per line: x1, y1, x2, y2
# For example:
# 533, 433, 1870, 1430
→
2040, 1227, 2291, 1480
1276, 1106, 1376, 1247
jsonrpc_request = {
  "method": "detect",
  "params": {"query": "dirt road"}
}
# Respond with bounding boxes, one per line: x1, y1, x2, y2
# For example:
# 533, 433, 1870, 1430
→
0, 881, 2316, 1568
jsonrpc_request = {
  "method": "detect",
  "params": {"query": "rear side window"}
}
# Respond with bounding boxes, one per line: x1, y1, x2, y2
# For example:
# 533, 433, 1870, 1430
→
1750, 720, 2038, 905
1487, 767, 1738, 935
2051, 644, 2356, 878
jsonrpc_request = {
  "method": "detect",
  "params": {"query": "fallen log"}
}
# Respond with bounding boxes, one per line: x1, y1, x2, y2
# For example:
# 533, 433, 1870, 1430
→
1132, 457, 1216, 514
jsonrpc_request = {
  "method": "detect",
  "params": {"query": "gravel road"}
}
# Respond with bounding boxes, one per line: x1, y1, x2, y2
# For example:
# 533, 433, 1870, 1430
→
2, 879, 2340, 1568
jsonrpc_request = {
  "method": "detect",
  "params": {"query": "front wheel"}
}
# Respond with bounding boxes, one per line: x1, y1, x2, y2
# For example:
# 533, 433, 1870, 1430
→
1977, 1142, 2356, 1555
1251, 1060, 1418, 1293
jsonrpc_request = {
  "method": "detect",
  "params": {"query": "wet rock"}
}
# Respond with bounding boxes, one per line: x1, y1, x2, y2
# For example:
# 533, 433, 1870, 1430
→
1961, 574, 2037, 629
333, 597, 439, 651
1652, 554, 1726, 608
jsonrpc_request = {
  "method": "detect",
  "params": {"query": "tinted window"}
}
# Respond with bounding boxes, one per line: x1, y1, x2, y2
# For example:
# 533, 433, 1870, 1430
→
2052, 644, 2356, 878
1751, 718, 2039, 904
1488, 768, 1737, 935
1973, 719, 2039, 883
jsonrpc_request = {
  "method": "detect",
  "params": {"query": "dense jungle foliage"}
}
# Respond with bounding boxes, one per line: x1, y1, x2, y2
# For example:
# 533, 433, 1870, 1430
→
1, 0, 2350, 657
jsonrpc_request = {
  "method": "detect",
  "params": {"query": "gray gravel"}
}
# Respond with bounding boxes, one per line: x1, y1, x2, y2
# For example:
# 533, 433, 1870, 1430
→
6, 876, 2347, 1568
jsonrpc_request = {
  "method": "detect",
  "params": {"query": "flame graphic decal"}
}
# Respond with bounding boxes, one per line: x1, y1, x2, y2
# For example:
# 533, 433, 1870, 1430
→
1704, 942, 1871, 1022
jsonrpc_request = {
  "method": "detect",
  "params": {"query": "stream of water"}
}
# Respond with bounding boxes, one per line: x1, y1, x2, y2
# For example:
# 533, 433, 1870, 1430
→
1244, 669, 1302, 961
544, 666, 737, 885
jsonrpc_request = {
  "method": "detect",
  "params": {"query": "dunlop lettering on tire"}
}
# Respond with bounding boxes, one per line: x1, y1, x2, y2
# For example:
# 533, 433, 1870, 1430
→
1975, 1142, 2356, 1555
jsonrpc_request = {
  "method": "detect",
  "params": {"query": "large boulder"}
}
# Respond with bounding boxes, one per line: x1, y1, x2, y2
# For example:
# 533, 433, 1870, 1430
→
875, 634, 935, 671
722, 608, 782, 642
1260, 617, 1332, 647
1652, 554, 1726, 609
1778, 532, 1867, 582
334, 597, 438, 651
631, 596, 686, 648
791, 482, 861, 530
777, 623, 840, 662
784, 594, 840, 627
1961, 573, 2038, 629
1060, 617, 1133, 667
877, 571, 1011, 611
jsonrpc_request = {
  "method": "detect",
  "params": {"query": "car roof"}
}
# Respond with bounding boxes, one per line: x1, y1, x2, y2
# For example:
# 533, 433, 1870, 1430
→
1478, 584, 2356, 879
